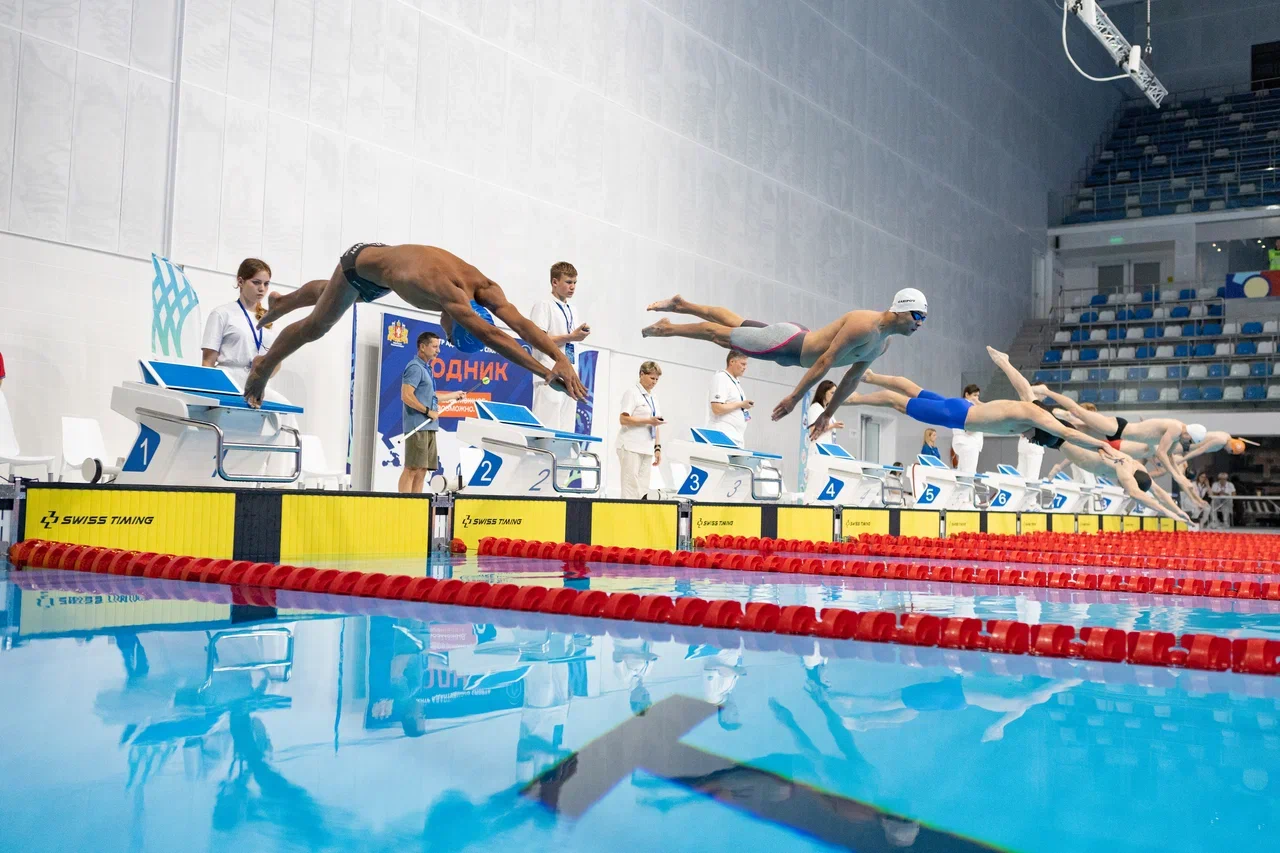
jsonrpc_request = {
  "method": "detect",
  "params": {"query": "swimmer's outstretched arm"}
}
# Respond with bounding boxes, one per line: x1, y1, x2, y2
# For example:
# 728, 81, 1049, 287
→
1149, 479, 1193, 524
803, 360, 874, 441
444, 286, 587, 400
1117, 467, 1189, 523
1178, 439, 1220, 464
1046, 458, 1071, 480
1156, 425, 1203, 507
770, 314, 880, 421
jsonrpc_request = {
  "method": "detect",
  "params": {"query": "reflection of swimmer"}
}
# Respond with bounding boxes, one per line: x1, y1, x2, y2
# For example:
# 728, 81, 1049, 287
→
613, 639, 657, 716
687, 643, 746, 730
826, 675, 1083, 742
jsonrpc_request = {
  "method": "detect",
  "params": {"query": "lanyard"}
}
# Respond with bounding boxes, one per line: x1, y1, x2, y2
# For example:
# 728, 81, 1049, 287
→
722, 371, 744, 400
640, 386, 656, 438
555, 300, 574, 334
237, 301, 264, 353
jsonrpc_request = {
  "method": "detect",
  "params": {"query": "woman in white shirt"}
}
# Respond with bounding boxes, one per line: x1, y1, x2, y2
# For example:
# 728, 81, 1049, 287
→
805, 380, 843, 457
202, 258, 278, 386
617, 361, 664, 499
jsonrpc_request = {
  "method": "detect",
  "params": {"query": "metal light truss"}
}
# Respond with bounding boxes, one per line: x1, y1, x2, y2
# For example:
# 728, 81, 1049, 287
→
1073, 0, 1168, 108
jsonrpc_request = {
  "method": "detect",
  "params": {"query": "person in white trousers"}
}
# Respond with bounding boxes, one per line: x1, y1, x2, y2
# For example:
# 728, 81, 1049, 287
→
530, 261, 590, 432
950, 383, 984, 474
616, 362, 664, 499
1017, 435, 1045, 480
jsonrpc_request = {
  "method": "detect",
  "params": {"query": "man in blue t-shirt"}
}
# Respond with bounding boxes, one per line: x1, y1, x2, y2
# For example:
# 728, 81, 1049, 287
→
398, 332, 465, 493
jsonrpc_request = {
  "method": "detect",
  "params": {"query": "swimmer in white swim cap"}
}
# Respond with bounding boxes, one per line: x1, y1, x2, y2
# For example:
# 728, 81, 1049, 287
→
642, 288, 928, 438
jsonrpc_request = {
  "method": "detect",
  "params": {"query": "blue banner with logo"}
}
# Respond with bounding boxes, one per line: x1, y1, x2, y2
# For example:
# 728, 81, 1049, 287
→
372, 311, 597, 491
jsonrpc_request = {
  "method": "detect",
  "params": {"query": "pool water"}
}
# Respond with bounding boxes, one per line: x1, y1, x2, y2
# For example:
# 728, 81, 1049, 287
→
2, 557, 1279, 853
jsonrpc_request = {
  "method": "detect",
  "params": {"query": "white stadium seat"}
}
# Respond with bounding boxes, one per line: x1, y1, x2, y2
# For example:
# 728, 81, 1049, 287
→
1155, 345, 1174, 358
1230, 363, 1250, 377
1160, 387, 1179, 402
1054, 331, 1070, 344
1187, 364, 1208, 379
1148, 366, 1167, 379
1224, 386, 1245, 401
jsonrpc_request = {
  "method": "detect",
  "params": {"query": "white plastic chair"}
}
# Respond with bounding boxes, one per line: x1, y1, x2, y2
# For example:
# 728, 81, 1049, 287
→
1224, 385, 1244, 401
1070, 368, 1088, 382
1153, 307, 1166, 320
1188, 364, 1208, 379
1097, 310, 1116, 323
1261, 341, 1276, 355
0, 391, 55, 480
1163, 325, 1180, 338
1265, 320, 1278, 334
1159, 387, 1179, 402
1148, 366, 1167, 379
1089, 329, 1106, 342
1215, 343, 1232, 356
59, 417, 109, 481
1230, 363, 1250, 378
1155, 345, 1174, 358
1269, 386, 1280, 400
299, 434, 350, 490
1062, 389, 1079, 401
1223, 322, 1239, 335
1116, 346, 1136, 360
1053, 331, 1070, 344
1120, 388, 1138, 403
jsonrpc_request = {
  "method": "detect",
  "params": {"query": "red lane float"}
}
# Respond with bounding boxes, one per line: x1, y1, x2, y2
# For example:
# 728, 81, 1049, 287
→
10, 538, 1280, 676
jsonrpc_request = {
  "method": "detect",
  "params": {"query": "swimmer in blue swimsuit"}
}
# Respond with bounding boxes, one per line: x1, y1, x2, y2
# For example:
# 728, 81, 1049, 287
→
843, 370, 1117, 454
244, 244, 587, 408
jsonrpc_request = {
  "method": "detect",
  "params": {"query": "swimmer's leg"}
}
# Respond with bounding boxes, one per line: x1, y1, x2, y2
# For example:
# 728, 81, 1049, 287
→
843, 389, 912, 414
858, 371, 924, 398
986, 346, 1036, 403
245, 265, 357, 407
640, 318, 735, 347
258, 277, 330, 327
645, 295, 746, 328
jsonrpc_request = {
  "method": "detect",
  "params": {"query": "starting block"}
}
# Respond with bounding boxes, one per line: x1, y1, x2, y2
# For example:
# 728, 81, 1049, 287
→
910, 454, 988, 510
803, 444, 903, 507
1045, 471, 1094, 513
455, 402, 602, 496
664, 429, 783, 503
982, 464, 1041, 513
105, 361, 302, 487
1091, 476, 1130, 515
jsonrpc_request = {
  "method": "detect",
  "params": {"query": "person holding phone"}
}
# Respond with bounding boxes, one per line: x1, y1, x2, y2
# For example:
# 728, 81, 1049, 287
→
616, 361, 664, 499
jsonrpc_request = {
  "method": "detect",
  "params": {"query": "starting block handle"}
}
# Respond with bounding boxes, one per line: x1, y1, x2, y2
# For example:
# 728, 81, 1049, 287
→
483, 437, 602, 494
136, 407, 302, 484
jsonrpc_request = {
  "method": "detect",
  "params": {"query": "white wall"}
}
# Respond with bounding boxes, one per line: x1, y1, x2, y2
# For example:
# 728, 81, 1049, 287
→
1, 0, 1122, 488
1146, 0, 1280, 93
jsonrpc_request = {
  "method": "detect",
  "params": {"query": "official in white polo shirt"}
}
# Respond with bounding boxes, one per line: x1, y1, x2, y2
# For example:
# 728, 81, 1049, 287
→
616, 361, 664, 499
530, 261, 590, 432
707, 350, 752, 446
951, 383, 984, 474
201, 258, 279, 385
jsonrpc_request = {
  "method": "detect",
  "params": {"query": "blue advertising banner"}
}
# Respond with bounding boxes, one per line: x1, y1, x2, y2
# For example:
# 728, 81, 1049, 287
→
373, 311, 597, 492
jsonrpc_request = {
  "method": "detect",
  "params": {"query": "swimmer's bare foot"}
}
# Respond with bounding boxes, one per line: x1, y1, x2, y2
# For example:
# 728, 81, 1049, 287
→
641, 318, 675, 338
257, 292, 286, 328
243, 357, 270, 408
986, 346, 1010, 366
645, 295, 687, 313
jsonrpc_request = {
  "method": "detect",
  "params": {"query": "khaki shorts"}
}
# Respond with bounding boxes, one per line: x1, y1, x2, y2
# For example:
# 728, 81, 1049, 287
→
405, 429, 438, 470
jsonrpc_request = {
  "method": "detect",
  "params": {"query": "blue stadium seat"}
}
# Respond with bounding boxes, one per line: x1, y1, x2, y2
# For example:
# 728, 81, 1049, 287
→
1090, 294, 1108, 306
1099, 388, 1119, 403
1142, 326, 1158, 339
1201, 386, 1224, 401
1141, 290, 1158, 302
1193, 343, 1215, 358
1174, 344, 1190, 358
1138, 386, 1159, 402
1043, 350, 1063, 363
1208, 364, 1227, 378
1133, 307, 1154, 320
1252, 362, 1269, 377
1217, 286, 1227, 298
1080, 311, 1099, 323
1114, 309, 1131, 322
1107, 327, 1122, 340
1181, 323, 1196, 336
1208, 304, 1224, 317
1245, 385, 1267, 400
1135, 346, 1155, 359
1079, 348, 1100, 361
1170, 306, 1191, 318
1179, 387, 1202, 402
1243, 321, 1264, 335
1127, 367, 1149, 380
1088, 368, 1108, 381
1070, 329, 1085, 342
1167, 365, 1188, 379
1179, 289, 1196, 300
1034, 370, 1052, 383
1199, 323, 1222, 336
1079, 388, 1100, 403
1238, 341, 1258, 355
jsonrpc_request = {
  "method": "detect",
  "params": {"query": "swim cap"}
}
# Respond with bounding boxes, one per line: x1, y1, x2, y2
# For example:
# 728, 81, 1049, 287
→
889, 288, 928, 315
1227, 438, 1247, 455
449, 301, 495, 353
1185, 423, 1207, 444
1134, 470, 1153, 492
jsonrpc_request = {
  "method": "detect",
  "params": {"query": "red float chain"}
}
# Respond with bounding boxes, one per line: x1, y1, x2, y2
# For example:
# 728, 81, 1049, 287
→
9, 537, 1280, 676
691, 531, 1280, 575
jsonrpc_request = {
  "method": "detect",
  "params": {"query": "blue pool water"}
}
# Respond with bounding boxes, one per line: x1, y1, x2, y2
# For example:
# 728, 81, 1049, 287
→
3, 560, 1280, 852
